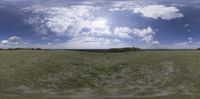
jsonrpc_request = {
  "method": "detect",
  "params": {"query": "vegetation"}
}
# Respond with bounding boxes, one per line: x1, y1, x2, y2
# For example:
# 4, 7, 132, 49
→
0, 50, 200, 99
0, 48, 42, 50
107, 47, 140, 52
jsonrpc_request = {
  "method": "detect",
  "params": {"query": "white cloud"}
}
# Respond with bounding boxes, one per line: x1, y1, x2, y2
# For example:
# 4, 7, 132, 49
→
1, 40, 9, 44
184, 24, 189, 27
114, 27, 133, 38
0, 36, 28, 48
23, 6, 112, 37
133, 27, 155, 38
110, 3, 184, 20
23, 5, 161, 49
134, 5, 184, 20
24, 6, 89, 35
81, 18, 111, 37
174, 37, 194, 48
56, 36, 128, 49
188, 37, 193, 43
109, 0, 149, 12
114, 26, 159, 45
170, 3, 185, 7
8, 36, 21, 42
47, 43, 53, 46
1, 36, 21, 45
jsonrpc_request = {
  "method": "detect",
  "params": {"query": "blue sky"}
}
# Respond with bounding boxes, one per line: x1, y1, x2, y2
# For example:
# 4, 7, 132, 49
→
0, 0, 200, 49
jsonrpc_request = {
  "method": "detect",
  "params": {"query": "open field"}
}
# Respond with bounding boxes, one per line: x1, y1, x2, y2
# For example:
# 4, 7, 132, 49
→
0, 95, 199, 99
0, 50, 200, 99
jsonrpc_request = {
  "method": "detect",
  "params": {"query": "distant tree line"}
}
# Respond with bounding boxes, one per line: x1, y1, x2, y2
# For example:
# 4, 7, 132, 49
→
61, 47, 141, 52
107, 47, 140, 52
0, 47, 141, 52
2, 48, 200, 51
0, 48, 42, 50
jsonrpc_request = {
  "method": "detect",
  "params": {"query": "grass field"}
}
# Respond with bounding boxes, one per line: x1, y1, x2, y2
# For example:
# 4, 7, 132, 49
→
0, 50, 200, 99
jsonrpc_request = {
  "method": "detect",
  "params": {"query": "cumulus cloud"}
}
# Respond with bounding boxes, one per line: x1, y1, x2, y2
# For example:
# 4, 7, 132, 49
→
22, 5, 160, 49
81, 18, 111, 37
134, 5, 184, 20
9, 36, 21, 42
109, 0, 150, 12
114, 27, 133, 38
23, 6, 112, 37
110, 3, 184, 20
1, 40, 8, 44
175, 37, 193, 47
114, 26, 159, 45
23, 6, 93, 35
0, 36, 30, 48
1, 36, 21, 45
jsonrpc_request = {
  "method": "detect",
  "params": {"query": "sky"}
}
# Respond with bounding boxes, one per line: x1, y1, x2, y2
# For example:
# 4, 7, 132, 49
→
0, 0, 200, 49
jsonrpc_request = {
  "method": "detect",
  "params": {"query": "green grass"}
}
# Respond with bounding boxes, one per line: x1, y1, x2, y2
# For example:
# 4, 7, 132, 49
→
0, 50, 200, 98
0, 95, 199, 99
